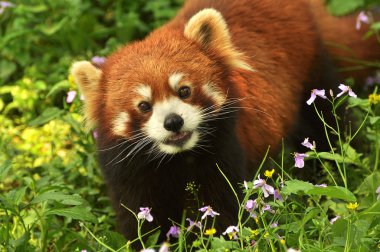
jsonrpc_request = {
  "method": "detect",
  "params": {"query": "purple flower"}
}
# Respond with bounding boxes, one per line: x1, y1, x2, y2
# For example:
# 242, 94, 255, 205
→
336, 84, 357, 98
270, 222, 278, 228
315, 183, 327, 188
223, 226, 239, 240
274, 189, 284, 202
377, 186, 380, 200
301, 138, 315, 150
329, 215, 341, 224
253, 175, 275, 198
199, 206, 220, 219
166, 225, 181, 239
294, 153, 308, 168
356, 11, 370, 30
245, 199, 258, 212
186, 218, 201, 231
91, 56, 106, 67
137, 207, 153, 222
92, 130, 98, 139
141, 249, 155, 252
0, 1, 15, 14
66, 90, 77, 103
307, 89, 327, 105
262, 203, 275, 214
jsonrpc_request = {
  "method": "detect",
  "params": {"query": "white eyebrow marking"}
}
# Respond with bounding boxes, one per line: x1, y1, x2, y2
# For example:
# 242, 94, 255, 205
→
134, 84, 152, 100
112, 112, 130, 136
168, 73, 184, 91
202, 82, 226, 106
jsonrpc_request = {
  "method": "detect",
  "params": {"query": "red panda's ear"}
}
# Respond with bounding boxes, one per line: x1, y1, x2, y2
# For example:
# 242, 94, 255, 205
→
184, 8, 253, 71
70, 61, 102, 129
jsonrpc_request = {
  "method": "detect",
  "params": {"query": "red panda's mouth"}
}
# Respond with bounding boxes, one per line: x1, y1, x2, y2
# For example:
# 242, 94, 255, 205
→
164, 131, 192, 146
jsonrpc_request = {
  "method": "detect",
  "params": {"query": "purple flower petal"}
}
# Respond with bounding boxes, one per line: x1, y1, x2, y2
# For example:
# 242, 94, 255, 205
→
166, 225, 181, 239
356, 11, 370, 30
307, 89, 326, 105
137, 207, 153, 222
199, 205, 220, 219
245, 199, 258, 212
301, 137, 315, 150
274, 189, 284, 202
336, 84, 356, 98
66, 90, 77, 103
91, 56, 106, 67
376, 186, 380, 200
294, 153, 308, 168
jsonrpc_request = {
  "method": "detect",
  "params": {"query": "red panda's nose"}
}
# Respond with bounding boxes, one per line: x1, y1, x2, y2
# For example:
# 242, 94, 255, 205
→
164, 113, 184, 132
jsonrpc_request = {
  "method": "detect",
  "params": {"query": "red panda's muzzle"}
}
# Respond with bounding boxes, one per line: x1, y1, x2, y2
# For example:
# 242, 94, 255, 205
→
164, 131, 193, 146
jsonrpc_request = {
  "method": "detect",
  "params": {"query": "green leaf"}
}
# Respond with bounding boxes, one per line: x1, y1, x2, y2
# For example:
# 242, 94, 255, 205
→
144, 230, 160, 249
31, 191, 84, 205
317, 152, 359, 165
0, 60, 17, 82
28, 107, 64, 126
355, 172, 380, 195
326, 0, 365, 16
7, 187, 28, 205
281, 180, 315, 195
46, 206, 97, 223
46, 80, 70, 98
369, 116, 380, 125
358, 201, 380, 219
0, 160, 11, 180
307, 186, 356, 202
100, 231, 127, 250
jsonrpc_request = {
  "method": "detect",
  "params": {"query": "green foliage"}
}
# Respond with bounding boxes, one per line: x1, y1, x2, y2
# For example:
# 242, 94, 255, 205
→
0, 0, 380, 251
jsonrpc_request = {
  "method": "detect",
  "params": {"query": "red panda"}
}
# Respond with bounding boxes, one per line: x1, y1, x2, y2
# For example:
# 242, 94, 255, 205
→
71, 0, 379, 242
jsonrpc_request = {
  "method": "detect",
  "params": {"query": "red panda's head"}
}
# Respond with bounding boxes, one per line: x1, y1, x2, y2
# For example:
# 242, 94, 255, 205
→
71, 9, 252, 154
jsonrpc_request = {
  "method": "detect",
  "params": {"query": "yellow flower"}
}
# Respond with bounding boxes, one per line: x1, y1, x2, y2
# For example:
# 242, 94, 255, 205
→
205, 228, 216, 236
264, 232, 269, 238
264, 169, 275, 178
347, 202, 358, 210
280, 239, 286, 245
68, 74, 75, 84
369, 93, 380, 104
250, 229, 259, 237
255, 217, 259, 224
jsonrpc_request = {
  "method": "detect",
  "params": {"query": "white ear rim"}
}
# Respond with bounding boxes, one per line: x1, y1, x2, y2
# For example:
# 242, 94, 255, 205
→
184, 8, 253, 71
70, 60, 102, 130
70, 61, 102, 94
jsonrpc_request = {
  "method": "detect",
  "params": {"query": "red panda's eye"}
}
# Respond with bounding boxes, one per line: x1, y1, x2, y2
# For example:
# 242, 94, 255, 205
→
178, 86, 191, 99
138, 102, 152, 113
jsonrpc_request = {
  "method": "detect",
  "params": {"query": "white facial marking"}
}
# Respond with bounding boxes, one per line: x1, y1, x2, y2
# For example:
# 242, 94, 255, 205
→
168, 73, 184, 91
112, 112, 129, 136
143, 97, 202, 154
135, 84, 152, 100
202, 82, 226, 107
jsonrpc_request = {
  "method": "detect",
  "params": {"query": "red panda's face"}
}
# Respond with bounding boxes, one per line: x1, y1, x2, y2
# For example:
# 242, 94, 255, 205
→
102, 43, 228, 154
71, 8, 252, 155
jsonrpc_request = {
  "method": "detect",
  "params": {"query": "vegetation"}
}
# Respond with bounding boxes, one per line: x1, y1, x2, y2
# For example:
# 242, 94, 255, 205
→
0, 0, 379, 251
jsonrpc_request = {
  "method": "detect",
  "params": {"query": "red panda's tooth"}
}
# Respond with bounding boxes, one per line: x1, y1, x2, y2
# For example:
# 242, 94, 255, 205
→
112, 112, 130, 136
